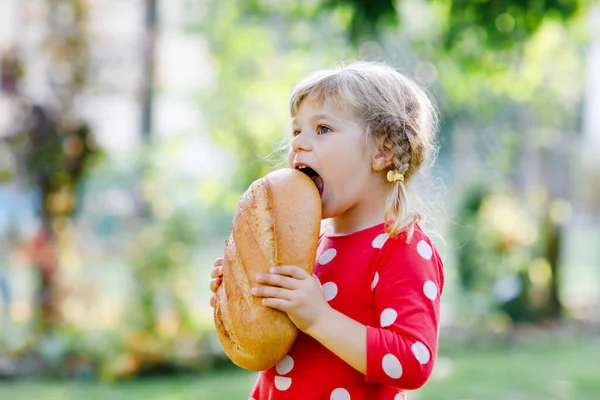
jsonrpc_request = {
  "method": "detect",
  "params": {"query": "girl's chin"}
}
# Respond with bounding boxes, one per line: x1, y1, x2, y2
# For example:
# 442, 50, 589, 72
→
321, 203, 337, 220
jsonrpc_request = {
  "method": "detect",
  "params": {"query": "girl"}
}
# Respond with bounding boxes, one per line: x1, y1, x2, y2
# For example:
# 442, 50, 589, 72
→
209, 61, 444, 400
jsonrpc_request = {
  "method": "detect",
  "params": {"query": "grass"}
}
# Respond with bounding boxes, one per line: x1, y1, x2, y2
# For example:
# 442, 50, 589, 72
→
0, 369, 257, 400
416, 336, 600, 399
1, 337, 598, 400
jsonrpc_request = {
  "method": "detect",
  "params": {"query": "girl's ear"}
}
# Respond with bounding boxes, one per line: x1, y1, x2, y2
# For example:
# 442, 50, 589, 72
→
371, 138, 394, 172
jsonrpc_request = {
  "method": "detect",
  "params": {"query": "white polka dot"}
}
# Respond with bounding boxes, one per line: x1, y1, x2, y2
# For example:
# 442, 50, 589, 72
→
394, 394, 404, 400
382, 353, 403, 379
411, 341, 430, 364
322, 282, 338, 301
380, 308, 398, 328
417, 240, 433, 260
330, 388, 351, 400
423, 280, 438, 300
274, 376, 292, 391
318, 248, 337, 264
276, 355, 294, 375
371, 272, 379, 290
372, 233, 389, 249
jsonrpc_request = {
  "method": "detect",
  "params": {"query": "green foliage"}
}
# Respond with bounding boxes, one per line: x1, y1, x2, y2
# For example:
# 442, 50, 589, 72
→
454, 182, 567, 325
131, 210, 199, 287
322, 0, 397, 40
101, 139, 214, 380
238, 0, 586, 49
194, 0, 356, 217
445, 0, 581, 50
195, 0, 587, 211
18, 108, 103, 221
127, 147, 204, 334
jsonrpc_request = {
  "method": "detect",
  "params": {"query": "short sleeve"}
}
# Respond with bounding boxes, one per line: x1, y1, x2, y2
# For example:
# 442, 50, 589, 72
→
364, 228, 444, 390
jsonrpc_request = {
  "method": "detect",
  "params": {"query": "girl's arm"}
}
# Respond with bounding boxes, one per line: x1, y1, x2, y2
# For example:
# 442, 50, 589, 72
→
309, 232, 444, 390
305, 307, 368, 374
362, 233, 443, 389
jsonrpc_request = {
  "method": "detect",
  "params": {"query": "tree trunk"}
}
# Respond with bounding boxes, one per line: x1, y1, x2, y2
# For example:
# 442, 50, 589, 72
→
544, 216, 563, 319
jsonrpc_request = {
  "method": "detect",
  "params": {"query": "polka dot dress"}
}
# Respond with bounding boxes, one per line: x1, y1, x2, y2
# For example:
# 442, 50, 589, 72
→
249, 223, 444, 399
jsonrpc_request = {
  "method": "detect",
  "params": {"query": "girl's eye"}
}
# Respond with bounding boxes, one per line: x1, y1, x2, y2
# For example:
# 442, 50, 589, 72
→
317, 125, 332, 135
292, 130, 301, 137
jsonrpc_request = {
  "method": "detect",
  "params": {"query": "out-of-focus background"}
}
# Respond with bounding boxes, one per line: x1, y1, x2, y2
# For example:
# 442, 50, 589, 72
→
0, 0, 599, 399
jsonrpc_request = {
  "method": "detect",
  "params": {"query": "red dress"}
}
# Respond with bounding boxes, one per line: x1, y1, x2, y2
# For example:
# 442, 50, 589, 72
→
249, 222, 444, 400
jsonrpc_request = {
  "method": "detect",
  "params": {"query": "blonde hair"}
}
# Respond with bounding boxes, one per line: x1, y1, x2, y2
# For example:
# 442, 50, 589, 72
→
289, 61, 439, 242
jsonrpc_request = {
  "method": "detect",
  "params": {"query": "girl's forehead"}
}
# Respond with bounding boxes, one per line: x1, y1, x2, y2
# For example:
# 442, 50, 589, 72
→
294, 96, 356, 122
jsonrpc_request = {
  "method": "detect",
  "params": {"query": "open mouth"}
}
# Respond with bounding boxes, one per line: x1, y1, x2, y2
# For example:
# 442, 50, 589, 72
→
296, 165, 324, 197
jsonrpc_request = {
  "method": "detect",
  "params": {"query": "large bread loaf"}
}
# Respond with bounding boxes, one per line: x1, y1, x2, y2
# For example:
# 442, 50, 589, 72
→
213, 168, 321, 371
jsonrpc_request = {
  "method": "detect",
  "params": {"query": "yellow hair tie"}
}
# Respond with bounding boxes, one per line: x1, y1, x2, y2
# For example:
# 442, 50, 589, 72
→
387, 170, 404, 183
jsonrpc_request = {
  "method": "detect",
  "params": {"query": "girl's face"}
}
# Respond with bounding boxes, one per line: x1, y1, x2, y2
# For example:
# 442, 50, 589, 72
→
287, 98, 386, 221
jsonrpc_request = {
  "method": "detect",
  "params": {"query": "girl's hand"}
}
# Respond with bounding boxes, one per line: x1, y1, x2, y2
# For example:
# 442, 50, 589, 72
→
251, 266, 332, 333
209, 258, 223, 308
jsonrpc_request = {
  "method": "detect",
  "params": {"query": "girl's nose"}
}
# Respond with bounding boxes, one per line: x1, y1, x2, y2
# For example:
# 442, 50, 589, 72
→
291, 131, 312, 152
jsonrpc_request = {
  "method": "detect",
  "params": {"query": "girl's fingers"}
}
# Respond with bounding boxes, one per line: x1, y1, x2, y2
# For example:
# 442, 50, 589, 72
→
251, 285, 292, 300
256, 272, 297, 289
269, 265, 310, 279
213, 258, 223, 267
261, 297, 291, 312
210, 266, 223, 279
209, 277, 221, 293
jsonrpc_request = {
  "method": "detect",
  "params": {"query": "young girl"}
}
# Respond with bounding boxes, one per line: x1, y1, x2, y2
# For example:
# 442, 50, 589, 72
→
209, 61, 444, 400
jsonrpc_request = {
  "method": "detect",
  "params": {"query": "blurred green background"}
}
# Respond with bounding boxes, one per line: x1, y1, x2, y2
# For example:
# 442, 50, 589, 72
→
0, 0, 599, 399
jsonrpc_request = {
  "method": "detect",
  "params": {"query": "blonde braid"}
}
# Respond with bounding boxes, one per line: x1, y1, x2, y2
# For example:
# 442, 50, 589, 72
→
384, 123, 422, 243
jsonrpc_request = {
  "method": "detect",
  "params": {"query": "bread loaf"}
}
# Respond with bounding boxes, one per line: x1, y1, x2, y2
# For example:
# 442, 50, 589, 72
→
213, 168, 322, 371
